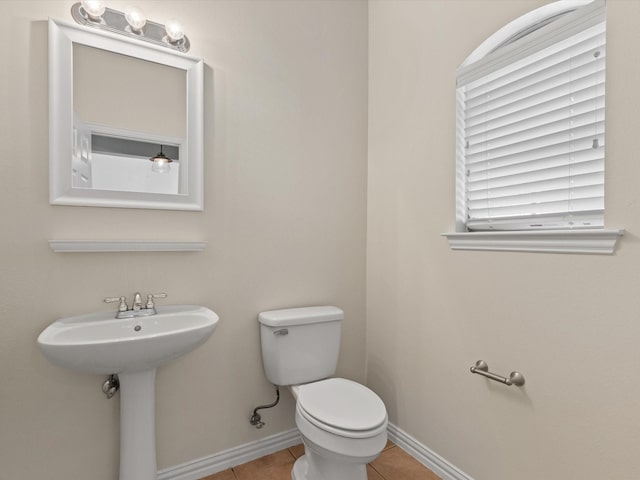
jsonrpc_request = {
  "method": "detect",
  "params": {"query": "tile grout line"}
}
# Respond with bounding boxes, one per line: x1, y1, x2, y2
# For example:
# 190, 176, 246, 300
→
370, 462, 389, 479
223, 442, 412, 480
370, 445, 396, 480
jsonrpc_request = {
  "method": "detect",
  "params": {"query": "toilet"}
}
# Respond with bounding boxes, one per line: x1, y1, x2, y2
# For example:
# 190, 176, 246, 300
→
258, 306, 388, 480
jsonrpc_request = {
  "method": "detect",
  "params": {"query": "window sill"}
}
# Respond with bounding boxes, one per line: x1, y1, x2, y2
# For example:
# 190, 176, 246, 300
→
442, 229, 624, 254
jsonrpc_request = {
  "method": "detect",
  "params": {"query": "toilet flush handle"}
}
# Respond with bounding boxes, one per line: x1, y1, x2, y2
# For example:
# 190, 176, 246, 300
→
273, 328, 288, 336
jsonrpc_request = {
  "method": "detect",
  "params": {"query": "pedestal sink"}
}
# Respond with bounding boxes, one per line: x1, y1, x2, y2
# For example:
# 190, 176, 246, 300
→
37, 305, 219, 480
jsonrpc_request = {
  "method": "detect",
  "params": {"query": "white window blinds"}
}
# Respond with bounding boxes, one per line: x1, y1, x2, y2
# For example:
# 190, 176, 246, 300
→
456, 2, 606, 231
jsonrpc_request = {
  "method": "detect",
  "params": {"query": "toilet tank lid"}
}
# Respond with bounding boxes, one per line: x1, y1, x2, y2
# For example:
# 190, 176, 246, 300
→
258, 306, 343, 327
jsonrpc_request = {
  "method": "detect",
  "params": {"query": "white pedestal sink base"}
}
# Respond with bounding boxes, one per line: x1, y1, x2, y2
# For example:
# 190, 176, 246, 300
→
37, 305, 219, 480
119, 369, 157, 480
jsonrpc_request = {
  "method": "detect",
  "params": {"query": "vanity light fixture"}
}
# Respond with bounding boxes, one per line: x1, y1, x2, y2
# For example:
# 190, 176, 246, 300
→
70, 2, 191, 52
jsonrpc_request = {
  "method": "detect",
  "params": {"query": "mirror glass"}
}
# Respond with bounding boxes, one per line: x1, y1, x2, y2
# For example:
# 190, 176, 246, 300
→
73, 44, 186, 195
49, 19, 204, 210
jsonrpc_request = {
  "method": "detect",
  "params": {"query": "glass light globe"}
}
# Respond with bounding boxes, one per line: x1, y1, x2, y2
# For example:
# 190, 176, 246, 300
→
150, 149, 173, 173
151, 157, 171, 173
124, 6, 147, 32
165, 19, 185, 42
81, 0, 105, 20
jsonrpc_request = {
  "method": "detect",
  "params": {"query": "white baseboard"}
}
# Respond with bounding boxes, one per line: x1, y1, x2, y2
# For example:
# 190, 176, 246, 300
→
157, 423, 472, 480
156, 428, 301, 480
387, 423, 474, 480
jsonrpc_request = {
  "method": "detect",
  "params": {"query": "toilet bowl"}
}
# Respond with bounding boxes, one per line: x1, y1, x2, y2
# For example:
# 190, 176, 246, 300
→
291, 378, 388, 480
258, 306, 388, 480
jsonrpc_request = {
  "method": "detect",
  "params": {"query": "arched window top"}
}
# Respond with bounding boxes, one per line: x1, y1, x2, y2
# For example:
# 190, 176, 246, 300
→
461, 1, 595, 68
458, 0, 605, 87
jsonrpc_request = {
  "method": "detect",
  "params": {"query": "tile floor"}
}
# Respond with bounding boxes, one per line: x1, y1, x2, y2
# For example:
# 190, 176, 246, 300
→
199, 441, 441, 480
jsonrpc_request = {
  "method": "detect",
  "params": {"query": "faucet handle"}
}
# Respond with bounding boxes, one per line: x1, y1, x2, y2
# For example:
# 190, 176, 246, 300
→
146, 293, 167, 309
104, 296, 128, 312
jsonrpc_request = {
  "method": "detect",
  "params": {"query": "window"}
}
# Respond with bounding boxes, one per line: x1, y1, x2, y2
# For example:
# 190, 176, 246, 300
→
445, 0, 622, 253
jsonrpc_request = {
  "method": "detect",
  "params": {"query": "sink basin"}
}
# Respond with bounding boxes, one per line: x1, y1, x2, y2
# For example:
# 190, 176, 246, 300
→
37, 304, 219, 374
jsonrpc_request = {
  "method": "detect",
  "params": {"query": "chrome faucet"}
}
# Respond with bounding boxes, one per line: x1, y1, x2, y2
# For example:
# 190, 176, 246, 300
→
132, 292, 143, 311
104, 293, 167, 318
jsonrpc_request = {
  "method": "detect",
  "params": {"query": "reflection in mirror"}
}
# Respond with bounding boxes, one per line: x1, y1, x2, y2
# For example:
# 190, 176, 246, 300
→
75, 129, 182, 194
72, 43, 186, 195
73, 44, 186, 139
49, 18, 204, 210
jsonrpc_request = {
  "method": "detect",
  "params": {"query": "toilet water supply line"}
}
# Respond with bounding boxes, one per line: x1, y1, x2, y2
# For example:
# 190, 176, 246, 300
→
250, 385, 280, 429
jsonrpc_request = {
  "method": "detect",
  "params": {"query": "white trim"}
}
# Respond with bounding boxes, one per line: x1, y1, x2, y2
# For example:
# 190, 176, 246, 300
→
48, 240, 207, 253
458, 0, 602, 84
155, 424, 472, 480
387, 424, 474, 480
156, 429, 301, 480
460, 1, 593, 68
442, 229, 623, 254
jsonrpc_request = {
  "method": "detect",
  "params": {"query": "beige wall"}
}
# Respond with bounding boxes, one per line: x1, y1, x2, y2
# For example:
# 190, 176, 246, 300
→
0, 1, 368, 479
5, 0, 640, 479
367, 1, 640, 479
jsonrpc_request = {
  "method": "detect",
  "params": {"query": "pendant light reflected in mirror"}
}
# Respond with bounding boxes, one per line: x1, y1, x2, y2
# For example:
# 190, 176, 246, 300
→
150, 145, 173, 173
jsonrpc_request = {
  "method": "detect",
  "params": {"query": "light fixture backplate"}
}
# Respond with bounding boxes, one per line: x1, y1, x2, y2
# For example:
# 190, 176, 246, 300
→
70, 2, 190, 53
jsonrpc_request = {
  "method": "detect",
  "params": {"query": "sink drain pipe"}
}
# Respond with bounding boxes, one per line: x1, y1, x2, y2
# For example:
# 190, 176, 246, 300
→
249, 385, 280, 429
102, 374, 120, 399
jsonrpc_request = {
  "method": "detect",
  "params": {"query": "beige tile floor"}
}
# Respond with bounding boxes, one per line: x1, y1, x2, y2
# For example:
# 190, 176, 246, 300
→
199, 441, 441, 480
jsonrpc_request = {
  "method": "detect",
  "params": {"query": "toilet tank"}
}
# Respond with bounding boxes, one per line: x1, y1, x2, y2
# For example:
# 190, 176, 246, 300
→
258, 306, 343, 386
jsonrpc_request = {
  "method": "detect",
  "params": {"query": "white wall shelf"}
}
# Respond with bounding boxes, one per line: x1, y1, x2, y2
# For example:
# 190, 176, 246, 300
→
48, 240, 207, 253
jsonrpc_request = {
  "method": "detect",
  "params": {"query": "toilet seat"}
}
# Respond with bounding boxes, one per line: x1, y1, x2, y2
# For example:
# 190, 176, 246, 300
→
296, 378, 387, 439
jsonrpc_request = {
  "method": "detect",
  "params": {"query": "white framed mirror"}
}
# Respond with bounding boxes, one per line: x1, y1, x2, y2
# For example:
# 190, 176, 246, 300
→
49, 18, 204, 210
